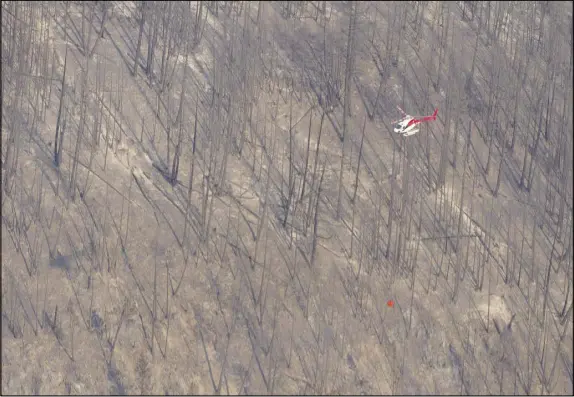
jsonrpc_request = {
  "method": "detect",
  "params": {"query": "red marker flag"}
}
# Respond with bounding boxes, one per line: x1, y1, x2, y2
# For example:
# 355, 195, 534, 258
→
387, 300, 394, 308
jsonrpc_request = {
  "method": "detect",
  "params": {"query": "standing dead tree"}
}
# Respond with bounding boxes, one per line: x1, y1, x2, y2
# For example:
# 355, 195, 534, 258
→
318, 15, 344, 111
484, 46, 504, 176
146, 2, 159, 81
54, 45, 69, 167
169, 47, 190, 185
299, 107, 314, 205
336, 1, 357, 220
350, 114, 367, 258
437, 32, 455, 188
69, 57, 91, 202
192, 1, 208, 49
75, 1, 105, 59
283, 91, 297, 230
311, 161, 327, 266
158, 2, 183, 93
434, 1, 451, 92
305, 110, 326, 235
133, 1, 147, 77
2, 1, 38, 197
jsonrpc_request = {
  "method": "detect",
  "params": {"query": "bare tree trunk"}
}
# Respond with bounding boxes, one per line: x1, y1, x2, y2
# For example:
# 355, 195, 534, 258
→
544, 71, 556, 142
425, 78, 433, 189
98, 2, 109, 38
510, 55, 531, 151
201, 174, 212, 243
188, 99, 199, 203
484, 63, 501, 175
519, 132, 530, 190
171, 130, 182, 184
3, 111, 20, 198
311, 163, 326, 266
159, 3, 174, 92
133, 2, 146, 76
493, 137, 505, 197
70, 58, 90, 201
386, 142, 398, 258
147, 8, 158, 79
283, 92, 296, 229
193, 1, 207, 48
93, 58, 105, 147
435, 4, 450, 91
350, 115, 367, 258
257, 1, 263, 26
164, 95, 171, 168
299, 108, 313, 204
560, 238, 572, 317
87, 2, 108, 57
152, 216, 159, 357
307, 110, 326, 233
336, 2, 357, 220
438, 79, 451, 186
80, 1, 87, 54
455, 122, 472, 252
254, 156, 272, 265
54, 46, 69, 167
371, 74, 385, 120
524, 108, 543, 192
467, 20, 481, 90
352, 114, 367, 204
395, 140, 412, 270
509, 80, 520, 151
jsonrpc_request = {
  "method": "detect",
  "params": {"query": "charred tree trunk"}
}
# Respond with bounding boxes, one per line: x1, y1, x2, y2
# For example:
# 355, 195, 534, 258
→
299, 108, 314, 204
336, 1, 357, 220
54, 46, 69, 167
133, 2, 146, 76
311, 163, 327, 266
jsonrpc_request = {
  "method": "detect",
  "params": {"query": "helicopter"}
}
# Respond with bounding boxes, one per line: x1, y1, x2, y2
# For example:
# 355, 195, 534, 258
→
392, 106, 438, 136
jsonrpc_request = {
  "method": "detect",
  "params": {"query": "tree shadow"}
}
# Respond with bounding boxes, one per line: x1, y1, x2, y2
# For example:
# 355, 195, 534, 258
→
107, 361, 127, 395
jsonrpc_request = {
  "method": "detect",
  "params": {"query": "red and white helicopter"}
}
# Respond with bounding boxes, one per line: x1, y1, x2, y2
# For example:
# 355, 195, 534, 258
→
392, 106, 438, 136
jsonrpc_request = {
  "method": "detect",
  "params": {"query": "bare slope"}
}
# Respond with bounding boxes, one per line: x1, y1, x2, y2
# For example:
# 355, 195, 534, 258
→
2, 1, 572, 395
